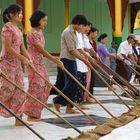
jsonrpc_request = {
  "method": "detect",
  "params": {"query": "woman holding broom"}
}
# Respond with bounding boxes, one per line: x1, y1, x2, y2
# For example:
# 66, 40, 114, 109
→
23, 10, 64, 121
0, 4, 31, 126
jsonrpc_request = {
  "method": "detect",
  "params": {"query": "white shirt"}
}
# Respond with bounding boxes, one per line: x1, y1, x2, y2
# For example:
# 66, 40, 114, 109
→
76, 32, 88, 73
83, 34, 92, 49
136, 46, 140, 55
117, 40, 133, 59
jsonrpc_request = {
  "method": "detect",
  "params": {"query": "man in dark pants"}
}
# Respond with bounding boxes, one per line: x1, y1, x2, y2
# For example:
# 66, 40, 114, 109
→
50, 67, 64, 95
115, 34, 137, 84
53, 14, 92, 113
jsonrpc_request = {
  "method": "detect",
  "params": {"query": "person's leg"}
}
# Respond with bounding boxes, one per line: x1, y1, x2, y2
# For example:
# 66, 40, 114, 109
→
89, 69, 96, 94
114, 60, 129, 85
75, 72, 89, 110
15, 118, 32, 126
50, 67, 65, 95
84, 69, 96, 103
126, 64, 133, 82
110, 62, 115, 71
53, 58, 78, 113
50, 64, 65, 112
108, 63, 116, 91
74, 72, 87, 104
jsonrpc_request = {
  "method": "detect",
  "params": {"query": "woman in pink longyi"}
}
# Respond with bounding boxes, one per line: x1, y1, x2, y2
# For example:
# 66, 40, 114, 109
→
23, 10, 64, 121
0, 4, 31, 126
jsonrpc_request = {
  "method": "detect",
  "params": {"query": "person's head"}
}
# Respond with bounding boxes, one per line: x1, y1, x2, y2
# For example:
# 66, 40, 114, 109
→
30, 10, 47, 29
137, 41, 140, 47
97, 33, 108, 44
88, 27, 98, 39
3, 4, 23, 24
127, 34, 135, 44
81, 21, 92, 34
71, 14, 87, 32
132, 39, 138, 47
111, 41, 117, 48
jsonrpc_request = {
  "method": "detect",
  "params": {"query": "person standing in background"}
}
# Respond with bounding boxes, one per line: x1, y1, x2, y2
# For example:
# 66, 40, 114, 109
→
86, 27, 98, 102
97, 33, 116, 90
109, 41, 117, 71
115, 34, 137, 85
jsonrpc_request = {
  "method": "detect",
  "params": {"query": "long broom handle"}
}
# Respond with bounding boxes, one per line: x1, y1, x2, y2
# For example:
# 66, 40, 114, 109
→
29, 64, 97, 125
89, 58, 133, 109
98, 61, 139, 94
0, 102, 45, 140
136, 64, 140, 69
96, 63, 140, 105
90, 66, 132, 110
63, 68, 116, 118
98, 68, 140, 105
125, 63, 140, 77
64, 65, 131, 111
0, 70, 81, 134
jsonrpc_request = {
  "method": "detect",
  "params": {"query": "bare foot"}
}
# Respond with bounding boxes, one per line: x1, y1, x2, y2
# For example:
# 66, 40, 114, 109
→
133, 79, 137, 84
108, 86, 116, 91
86, 97, 96, 103
27, 116, 40, 122
15, 119, 32, 126
78, 104, 90, 110
137, 79, 140, 84
66, 106, 79, 114
53, 103, 61, 112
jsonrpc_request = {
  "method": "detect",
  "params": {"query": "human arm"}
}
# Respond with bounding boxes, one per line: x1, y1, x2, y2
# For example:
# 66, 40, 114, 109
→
70, 49, 93, 69
3, 37, 29, 65
128, 54, 137, 65
33, 42, 64, 69
78, 49, 96, 66
20, 43, 32, 62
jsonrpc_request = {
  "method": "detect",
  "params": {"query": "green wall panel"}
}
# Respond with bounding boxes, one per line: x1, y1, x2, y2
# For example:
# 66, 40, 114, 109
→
134, 28, 140, 34
122, 9, 129, 42
0, 0, 130, 53
39, 0, 65, 53
69, 0, 112, 48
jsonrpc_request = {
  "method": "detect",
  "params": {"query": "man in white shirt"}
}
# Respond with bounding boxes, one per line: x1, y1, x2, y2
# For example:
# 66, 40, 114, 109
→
73, 23, 97, 108
115, 34, 137, 84
74, 32, 88, 109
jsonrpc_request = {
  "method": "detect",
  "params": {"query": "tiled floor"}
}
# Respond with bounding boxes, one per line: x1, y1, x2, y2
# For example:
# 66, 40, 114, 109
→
0, 76, 140, 140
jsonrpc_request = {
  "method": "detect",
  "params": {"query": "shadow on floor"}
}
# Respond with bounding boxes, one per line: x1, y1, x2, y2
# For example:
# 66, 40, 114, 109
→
41, 115, 109, 128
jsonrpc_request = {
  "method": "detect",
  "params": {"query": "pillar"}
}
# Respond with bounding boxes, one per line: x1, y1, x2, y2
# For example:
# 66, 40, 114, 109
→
113, 0, 122, 46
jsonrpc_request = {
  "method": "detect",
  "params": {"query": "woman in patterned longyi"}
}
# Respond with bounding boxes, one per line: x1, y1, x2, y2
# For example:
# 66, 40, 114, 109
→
23, 10, 64, 121
0, 4, 31, 126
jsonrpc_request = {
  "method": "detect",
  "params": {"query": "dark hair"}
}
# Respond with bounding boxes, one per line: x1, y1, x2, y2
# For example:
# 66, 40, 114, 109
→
111, 41, 117, 45
30, 10, 47, 27
88, 27, 98, 35
127, 34, 135, 40
3, 4, 22, 23
97, 33, 107, 42
71, 14, 87, 26
87, 21, 92, 26
83, 21, 92, 27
